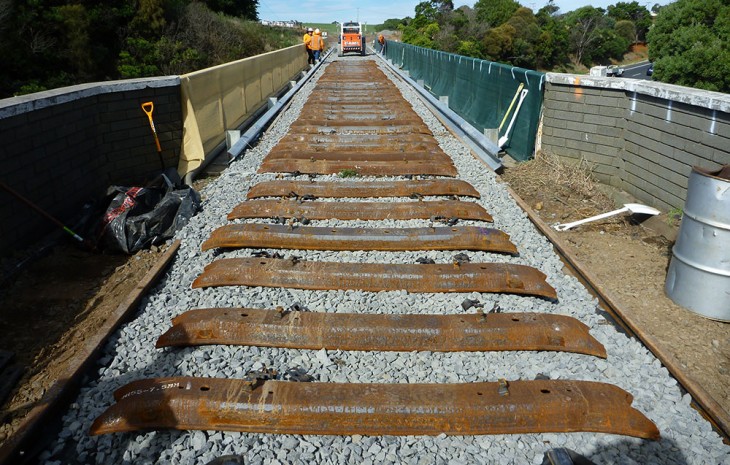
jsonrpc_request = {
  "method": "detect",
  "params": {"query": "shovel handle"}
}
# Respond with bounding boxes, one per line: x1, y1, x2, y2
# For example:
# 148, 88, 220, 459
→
141, 102, 162, 153
141, 101, 154, 118
498, 83, 524, 133
554, 207, 629, 231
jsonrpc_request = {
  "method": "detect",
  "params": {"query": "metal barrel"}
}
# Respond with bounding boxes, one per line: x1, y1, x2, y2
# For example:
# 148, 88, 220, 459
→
665, 165, 730, 321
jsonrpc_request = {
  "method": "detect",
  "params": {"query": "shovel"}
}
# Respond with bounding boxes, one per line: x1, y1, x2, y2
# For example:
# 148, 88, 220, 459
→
498, 89, 528, 148
498, 83, 524, 133
554, 203, 660, 231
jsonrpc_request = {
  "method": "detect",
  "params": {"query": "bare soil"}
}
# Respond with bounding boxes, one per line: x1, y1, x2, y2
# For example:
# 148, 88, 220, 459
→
0, 158, 727, 453
500, 152, 729, 429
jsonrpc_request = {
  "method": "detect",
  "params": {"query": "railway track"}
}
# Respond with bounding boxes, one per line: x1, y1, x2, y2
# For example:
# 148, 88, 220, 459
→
7, 56, 728, 464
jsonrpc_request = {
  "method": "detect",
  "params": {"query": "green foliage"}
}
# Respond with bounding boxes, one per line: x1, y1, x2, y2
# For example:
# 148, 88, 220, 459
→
607, 1, 651, 42
118, 37, 161, 78
647, 0, 730, 92
401, 1, 441, 48
338, 169, 359, 178
375, 18, 408, 31
474, 0, 520, 27
203, 0, 259, 20
0, 0, 300, 98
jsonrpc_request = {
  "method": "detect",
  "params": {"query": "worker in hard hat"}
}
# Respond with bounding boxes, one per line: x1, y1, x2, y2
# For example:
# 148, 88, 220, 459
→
378, 33, 386, 54
311, 28, 324, 62
303, 27, 315, 65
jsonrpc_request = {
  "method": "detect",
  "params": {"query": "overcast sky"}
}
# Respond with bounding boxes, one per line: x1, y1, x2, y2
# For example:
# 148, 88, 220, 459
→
259, 0, 674, 27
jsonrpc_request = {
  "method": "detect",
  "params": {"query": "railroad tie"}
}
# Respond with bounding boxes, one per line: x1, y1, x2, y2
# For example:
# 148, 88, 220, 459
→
156, 308, 606, 358
201, 224, 518, 254
89, 377, 659, 439
227, 199, 492, 221
191, 257, 558, 300
245, 180, 481, 199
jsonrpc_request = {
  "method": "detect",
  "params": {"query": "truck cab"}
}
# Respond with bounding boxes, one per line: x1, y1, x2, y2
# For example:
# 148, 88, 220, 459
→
339, 21, 365, 56
606, 65, 624, 77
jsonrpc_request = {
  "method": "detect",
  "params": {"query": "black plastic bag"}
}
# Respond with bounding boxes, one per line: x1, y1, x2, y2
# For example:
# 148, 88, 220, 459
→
98, 174, 201, 253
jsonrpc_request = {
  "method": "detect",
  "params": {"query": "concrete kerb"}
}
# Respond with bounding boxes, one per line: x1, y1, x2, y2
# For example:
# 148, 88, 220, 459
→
546, 73, 730, 113
0, 77, 181, 119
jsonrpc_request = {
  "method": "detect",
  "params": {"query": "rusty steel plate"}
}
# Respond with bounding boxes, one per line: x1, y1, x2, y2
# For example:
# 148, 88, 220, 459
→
246, 180, 480, 199
259, 159, 458, 177
156, 308, 606, 357
228, 199, 492, 221
90, 377, 659, 439
201, 224, 517, 254
290, 118, 427, 128
276, 133, 438, 146
191, 258, 557, 299
263, 150, 449, 162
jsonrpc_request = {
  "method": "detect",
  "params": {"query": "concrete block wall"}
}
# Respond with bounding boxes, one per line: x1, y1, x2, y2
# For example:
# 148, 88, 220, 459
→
0, 77, 182, 257
541, 75, 730, 212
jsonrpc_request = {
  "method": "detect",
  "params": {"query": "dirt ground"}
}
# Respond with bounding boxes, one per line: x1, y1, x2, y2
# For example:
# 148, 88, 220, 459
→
500, 152, 729, 432
0, 156, 728, 453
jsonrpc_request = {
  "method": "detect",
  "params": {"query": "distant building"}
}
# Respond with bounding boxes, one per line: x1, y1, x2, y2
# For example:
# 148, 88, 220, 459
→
260, 20, 302, 28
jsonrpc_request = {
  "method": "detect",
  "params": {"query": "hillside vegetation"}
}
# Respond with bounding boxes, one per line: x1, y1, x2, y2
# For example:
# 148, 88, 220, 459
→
373, 0, 729, 93
0, 0, 300, 98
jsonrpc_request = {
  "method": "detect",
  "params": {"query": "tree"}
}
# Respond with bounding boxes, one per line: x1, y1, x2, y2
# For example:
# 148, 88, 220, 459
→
204, 0, 259, 20
565, 6, 605, 66
474, 0, 521, 28
534, 1, 569, 69
401, 1, 441, 48
614, 19, 637, 44
607, 1, 651, 42
647, 0, 730, 92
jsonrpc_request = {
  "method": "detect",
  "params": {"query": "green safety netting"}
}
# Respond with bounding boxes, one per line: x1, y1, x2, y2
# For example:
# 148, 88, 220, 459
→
384, 41, 545, 162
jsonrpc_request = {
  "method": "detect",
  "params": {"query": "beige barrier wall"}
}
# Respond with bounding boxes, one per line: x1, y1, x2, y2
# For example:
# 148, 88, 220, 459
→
179, 44, 308, 174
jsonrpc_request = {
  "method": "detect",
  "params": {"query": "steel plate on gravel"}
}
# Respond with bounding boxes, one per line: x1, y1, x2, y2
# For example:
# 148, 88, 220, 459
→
156, 308, 606, 357
245, 180, 481, 199
201, 224, 517, 254
227, 199, 492, 221
90, 377, 658, 439
191, 257, 557, 299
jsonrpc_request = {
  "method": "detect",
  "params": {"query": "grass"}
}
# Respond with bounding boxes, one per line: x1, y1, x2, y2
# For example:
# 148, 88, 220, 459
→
338, 169, 359, 178
667, 207, 683, 226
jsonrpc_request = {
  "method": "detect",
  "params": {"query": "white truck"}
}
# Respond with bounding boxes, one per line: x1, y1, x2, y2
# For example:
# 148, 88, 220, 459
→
606, 65, 624, 77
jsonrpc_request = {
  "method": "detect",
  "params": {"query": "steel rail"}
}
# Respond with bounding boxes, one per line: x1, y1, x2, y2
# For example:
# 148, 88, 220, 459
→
505, 184, 730, 440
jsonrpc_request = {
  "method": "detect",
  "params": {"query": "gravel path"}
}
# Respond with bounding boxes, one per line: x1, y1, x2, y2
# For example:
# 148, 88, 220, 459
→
42, 55, 729, 465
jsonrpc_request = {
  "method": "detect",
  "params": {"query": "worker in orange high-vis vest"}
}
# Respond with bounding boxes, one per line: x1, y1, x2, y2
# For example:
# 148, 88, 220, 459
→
303, 27, 315, 65
311, 29, 324, 62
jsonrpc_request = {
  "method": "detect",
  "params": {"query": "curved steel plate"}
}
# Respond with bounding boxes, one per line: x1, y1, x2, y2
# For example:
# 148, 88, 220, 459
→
201, 224, 517, 254
191, 257, 557, 299
157, 308, 606, 358
90, 377, 658, 439
245, 180, 481, 199
228, 200, 492, 221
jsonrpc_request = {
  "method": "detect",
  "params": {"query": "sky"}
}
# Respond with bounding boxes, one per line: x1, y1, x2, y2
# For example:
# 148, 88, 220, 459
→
258, 0, 675, 27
